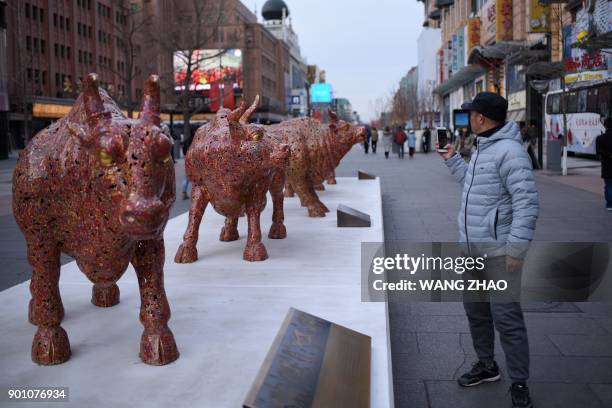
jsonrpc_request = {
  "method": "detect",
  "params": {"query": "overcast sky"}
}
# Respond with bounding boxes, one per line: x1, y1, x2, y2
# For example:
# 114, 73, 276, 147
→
242, 0, 425, 122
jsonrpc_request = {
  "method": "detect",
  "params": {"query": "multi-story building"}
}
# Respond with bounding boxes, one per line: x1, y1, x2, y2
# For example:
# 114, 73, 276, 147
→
3, 0, 309, 150
134, 0, 293, 123
0, 0, 9, 159
417, 0, 610, 142
261, 0, 308, 117
5, 0, 148, 147
332, 97, 354, 123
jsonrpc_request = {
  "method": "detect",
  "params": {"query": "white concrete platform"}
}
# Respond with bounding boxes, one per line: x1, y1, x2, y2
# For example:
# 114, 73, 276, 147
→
0, 177, 390, 408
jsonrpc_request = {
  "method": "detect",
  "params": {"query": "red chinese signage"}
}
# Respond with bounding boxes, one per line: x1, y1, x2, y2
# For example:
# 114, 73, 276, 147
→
564, 51, 606, 72
496, 0, 513, 42
467, 18, 481, 51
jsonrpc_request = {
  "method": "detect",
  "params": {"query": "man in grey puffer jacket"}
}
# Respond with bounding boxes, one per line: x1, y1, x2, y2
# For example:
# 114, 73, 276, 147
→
439, 92, 539, 408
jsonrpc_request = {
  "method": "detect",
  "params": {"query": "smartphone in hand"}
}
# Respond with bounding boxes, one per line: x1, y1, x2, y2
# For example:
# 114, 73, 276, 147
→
436, 128, 449, 152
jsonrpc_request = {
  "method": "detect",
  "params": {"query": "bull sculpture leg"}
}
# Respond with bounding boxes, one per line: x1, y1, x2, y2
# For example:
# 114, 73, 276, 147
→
29, 239, 71, 365
294, 181, 330, 217
175, 186, 208, 264
284, 182, 295, 197
268, 172, 287, 239
326, 171, 337, 185
219, 217, 239, 241
243, 191, 268, 261
133, 239, 179, 365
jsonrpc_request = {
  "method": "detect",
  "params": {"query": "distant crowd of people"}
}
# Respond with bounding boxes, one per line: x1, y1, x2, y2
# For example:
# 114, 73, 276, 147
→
362, 125, 417, 159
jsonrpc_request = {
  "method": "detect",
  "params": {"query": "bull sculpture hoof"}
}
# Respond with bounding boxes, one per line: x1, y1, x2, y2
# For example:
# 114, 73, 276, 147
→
174, 243, 198, 264
308, 207, 327, 217
91, 283, 120, 307
314, 183, 325, 191
268, 223, 287, 239
32, 326, 71, 365
139, 329, 179, 366
243, 242, 268, 262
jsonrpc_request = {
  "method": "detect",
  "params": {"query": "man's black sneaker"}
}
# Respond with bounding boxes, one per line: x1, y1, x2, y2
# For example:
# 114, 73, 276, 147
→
457, 360, 501, 387
510, 382, 533, 408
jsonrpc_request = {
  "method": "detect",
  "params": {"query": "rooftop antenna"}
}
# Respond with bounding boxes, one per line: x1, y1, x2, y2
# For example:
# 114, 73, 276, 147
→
254, 2, 258, 22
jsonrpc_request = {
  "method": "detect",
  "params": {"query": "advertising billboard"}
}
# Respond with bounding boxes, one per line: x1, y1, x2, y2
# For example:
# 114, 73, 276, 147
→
173, 49, 243, 92
311, 83, 333, 103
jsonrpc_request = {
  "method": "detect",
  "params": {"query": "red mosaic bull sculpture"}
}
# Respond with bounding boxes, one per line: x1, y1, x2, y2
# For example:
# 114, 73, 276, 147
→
13, 73, 179, 366
174, 96, 290, 263
270, 109, 366, 217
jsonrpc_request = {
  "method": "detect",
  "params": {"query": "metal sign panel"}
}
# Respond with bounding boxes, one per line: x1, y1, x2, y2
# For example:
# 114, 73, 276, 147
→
244, 308, 371, 408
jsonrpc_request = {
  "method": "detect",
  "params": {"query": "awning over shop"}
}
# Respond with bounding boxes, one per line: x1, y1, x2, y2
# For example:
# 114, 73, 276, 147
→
524, 61, 565, 80
434, 65, 486, 96
468, 42, 527, 65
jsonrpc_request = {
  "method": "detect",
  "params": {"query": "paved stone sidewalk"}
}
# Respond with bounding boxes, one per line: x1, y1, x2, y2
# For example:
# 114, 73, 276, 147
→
335, 146, 612, 408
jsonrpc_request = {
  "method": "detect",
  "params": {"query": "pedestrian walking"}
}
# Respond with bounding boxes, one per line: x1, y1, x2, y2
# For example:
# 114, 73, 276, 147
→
364, 125, 371, 154
181, 131, 193, 200
596, 117, 612, 211
395, 126, 407, 158
382, 126, 393, 159
371, 127, 379, 153
527, 121, 541, 169
407, 130, 416, 158
438, 92, 539, 408
422, 127, 431, 153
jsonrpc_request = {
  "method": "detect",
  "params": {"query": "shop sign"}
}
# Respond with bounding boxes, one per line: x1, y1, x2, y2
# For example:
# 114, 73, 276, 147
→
563, 23, 610, 83
480, 0, 496, 45
528, 0, 550, 33
457, 27, 466, 69
508, 91, 526, 111
467, 18, 481, 51
496, 0, 513, 42
452, 34, 458, 73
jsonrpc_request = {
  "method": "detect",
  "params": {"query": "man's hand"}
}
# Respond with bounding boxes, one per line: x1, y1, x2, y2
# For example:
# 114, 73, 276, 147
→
506, 255, 523, 273
435, 142, 456, 160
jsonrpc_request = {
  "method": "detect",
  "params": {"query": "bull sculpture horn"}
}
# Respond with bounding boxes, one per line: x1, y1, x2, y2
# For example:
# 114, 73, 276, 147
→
139, 74, 161, 126
240, 95, 260, 124
328, 108, 339, 123
83, 73, 106, 126
228, 100, 246, 123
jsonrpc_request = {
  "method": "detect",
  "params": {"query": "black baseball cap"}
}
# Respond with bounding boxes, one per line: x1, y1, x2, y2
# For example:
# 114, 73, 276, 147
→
461, 92, 508, 123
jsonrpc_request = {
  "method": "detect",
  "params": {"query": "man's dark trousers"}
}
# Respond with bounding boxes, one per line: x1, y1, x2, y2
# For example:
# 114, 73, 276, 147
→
605, 178, 612, 209
463, 256, 530, 382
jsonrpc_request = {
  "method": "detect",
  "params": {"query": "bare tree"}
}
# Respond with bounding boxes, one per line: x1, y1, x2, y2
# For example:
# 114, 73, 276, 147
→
150, 0, 238, 143
107, 0, 154, 118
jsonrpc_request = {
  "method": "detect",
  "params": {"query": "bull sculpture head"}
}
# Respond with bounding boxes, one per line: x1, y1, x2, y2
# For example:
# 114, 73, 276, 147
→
328, 107, 367, 145
69, 73, 174, 239
214, 96, 290, 167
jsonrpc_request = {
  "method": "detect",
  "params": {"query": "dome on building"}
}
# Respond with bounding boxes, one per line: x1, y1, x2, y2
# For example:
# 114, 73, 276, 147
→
262, 0, 290, 21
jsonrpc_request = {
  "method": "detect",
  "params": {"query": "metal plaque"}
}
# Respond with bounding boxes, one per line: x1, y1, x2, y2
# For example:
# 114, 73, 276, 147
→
243, 308, 371, 408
